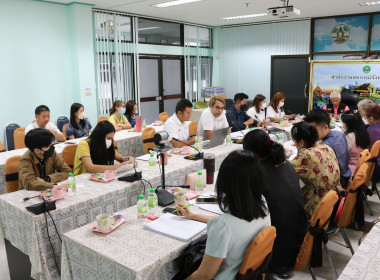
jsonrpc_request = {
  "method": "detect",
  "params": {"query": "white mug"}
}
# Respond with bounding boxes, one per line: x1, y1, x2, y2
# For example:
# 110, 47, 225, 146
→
96, 214, 112, 232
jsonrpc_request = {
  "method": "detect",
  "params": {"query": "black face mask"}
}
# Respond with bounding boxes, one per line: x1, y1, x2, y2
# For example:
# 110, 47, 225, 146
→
240, 104, 248, 112
43, 145, 55, 158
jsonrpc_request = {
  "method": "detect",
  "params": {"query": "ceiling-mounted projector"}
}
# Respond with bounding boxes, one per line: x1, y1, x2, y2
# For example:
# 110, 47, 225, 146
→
268, 5, 300, 18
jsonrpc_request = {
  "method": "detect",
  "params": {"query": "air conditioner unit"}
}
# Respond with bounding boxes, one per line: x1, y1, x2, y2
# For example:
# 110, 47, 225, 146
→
268, 5, 300, 18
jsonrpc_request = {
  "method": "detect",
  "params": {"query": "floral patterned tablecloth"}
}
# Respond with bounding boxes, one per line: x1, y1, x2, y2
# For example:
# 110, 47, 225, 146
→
338, 221, 380, 280
0, 125, 164, 195
0, 143, 241, 280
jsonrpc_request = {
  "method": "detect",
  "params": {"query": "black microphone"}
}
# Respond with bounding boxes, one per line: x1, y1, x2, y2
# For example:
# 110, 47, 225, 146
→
172, 137, 203, 160
231, 122, 245, 137
118, 148, 142, 182
23, 195, 43, 201
164, 185, 191, 189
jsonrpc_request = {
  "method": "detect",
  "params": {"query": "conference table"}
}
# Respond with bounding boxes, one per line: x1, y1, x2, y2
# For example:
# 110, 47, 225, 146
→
0, 141, 241, 280
0, 125, 164, 195
338, 220, 380, 280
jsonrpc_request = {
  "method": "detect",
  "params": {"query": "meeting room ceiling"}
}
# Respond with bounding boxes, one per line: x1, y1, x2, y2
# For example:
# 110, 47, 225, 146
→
47, 0, 380, 26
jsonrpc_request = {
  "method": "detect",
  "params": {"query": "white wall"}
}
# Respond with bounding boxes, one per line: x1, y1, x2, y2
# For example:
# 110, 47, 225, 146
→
218, 20, 311, 100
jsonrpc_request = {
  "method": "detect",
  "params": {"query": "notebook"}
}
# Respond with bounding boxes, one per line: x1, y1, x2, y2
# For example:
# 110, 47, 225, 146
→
144, 213, 207, 242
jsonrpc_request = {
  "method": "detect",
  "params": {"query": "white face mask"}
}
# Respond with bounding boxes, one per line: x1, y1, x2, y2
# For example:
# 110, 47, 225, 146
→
261, 103, 266, 109
362, 117, 369, 125
105, 139, 113, 149
279, 101, 285, 107
77, 112, 85, 120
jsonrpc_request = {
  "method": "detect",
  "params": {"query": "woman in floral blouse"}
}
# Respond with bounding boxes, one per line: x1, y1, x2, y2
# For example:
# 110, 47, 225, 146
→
291, 122, 340, 219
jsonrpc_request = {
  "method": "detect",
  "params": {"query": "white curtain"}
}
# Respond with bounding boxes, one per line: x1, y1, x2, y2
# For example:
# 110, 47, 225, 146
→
94, 11, 137, 116
184, 25, 213, 102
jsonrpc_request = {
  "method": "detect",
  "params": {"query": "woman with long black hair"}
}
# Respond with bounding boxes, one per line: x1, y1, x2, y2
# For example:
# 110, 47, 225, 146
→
342, 110, 370, 175
73, 121, 135, 175
66, 103, 92, 139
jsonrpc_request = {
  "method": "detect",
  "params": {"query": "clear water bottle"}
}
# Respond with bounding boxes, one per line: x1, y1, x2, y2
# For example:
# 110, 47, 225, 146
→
148, 189, 158, 214
142, 119, 147, 128
194, 140, 200, 152
278, 136, 284, 144
280, 118, 284, 127
195, 171, 205, 193
149, 153, 156, 171
67, 173, 76, 196
331, 116, 336, 124
137, 195, 147, 221
226, 133, 232, 146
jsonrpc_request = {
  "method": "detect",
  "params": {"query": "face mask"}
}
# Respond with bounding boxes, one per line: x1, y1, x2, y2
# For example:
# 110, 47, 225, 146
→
279, 101, 285, 107
105, 139, 113, 149
240, 104, 248, 111
261, 103, 266, 109
119, 108, 126, 115
342, 127, 346, 133
362, 117, 368, 125
43, 145, 55, 158
77, 112, 85, 120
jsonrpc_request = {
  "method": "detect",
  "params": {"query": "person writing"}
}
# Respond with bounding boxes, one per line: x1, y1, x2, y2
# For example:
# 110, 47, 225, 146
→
226, 93, 266, 132
65, 103, 92, 139
124, 100, 138, 128
197, 96, 229, 140
73, 121, 136, 175
323, 91, 349, 119
243, 130, 308, 278
175, 150, 270, 280
164, 98, 195, 148
266, 92, 295, 122
25, 105, 66, 142
108, 100, 132, 132
19, 129, 71, 190
247, 94, 267, 123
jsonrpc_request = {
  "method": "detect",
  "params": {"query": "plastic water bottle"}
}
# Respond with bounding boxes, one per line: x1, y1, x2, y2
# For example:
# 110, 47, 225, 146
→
226, 133, 232, 146
278, 136, 284, 144
67, 173, 76, 196
194, 140, 200, 152
280, 118, 284, 127
195, 171, 205, 193
89, 129, 92, 135
148, 189, 158, 214
137, 195, 147, 221
331, 116, 336, 124
142, 119, 147, 128
149, 153, 156, 171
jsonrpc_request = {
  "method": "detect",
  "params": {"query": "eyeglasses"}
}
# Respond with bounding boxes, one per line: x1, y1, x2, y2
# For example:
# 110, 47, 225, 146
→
214, 106, 225, 111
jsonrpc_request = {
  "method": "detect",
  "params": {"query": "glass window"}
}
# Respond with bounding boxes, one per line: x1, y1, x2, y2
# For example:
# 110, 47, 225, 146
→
138, 18, 182, 45
371, 14, 380, 51
185, 27, 212, 48
95, 13, 132, 42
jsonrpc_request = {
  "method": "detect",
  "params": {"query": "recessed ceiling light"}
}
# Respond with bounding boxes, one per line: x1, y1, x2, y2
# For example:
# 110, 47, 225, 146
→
151, 0, 203, 8
222, 13, 267, 21
359, 1, 380, 6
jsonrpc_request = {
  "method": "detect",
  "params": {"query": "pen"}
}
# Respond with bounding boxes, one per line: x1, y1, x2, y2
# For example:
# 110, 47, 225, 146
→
173, 204, 194, 213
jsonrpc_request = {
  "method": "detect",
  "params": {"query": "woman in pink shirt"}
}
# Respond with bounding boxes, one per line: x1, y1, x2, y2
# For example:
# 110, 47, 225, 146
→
323, 91, 350, 119
341, 110, 370, 177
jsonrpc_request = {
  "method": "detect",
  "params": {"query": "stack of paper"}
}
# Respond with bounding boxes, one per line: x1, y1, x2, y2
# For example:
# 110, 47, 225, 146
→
144, 213, 207, 242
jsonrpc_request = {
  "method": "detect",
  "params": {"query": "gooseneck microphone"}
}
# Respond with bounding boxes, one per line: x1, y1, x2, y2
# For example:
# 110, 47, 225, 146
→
172, 137, 203, 160
231, 122, 245, 137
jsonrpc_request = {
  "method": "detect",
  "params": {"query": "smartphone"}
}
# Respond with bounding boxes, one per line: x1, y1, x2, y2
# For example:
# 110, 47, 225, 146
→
162, 207, 178, 215
196, 197, 218, 204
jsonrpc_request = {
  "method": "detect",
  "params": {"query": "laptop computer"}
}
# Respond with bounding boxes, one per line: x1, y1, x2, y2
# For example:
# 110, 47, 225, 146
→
202, 127, 230, 149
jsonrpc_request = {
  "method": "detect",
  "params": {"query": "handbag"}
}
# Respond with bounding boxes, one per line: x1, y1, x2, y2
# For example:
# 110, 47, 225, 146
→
172, 235, 207, 280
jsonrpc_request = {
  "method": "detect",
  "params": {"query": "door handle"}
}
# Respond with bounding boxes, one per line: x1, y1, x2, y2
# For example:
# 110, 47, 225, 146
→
156, 96, 162, 101
304, 84, 308, 98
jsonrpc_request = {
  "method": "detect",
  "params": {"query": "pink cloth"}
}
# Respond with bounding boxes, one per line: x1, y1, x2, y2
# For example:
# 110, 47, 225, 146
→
348, 142, 363, 176
322, 105, 350, 116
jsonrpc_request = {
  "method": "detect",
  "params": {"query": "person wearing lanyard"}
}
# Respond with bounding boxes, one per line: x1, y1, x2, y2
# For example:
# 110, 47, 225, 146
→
323, 91, 349, 120
19, 128, 71, 191
108, 100, 132, 132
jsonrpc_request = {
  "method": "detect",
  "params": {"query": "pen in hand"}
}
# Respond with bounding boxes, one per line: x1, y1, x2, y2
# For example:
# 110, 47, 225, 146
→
173, 204, 194, 213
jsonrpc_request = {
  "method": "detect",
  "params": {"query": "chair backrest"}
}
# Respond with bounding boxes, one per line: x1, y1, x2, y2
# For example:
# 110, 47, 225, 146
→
366, 140, 380, 185
142, 127, 156, 154
295, 190, 339, 271
97, 116, 109, 123
14, 127, 26, 150
239, 226, 277, 275
0, 141, 5, 152
61, 144, 78, 172
159, 112, 169, 123
57, 116, 69, 132
5, 155, 22, 193
189, 121, 198, 137
5, 123, 20, 151
337, 163, 368, 228
62, 124, 68, 139
353, 149, 370, 178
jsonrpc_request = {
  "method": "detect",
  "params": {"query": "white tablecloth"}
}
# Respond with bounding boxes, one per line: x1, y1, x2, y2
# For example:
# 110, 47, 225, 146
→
0, 143, 241, 280
0, 125, 164, 195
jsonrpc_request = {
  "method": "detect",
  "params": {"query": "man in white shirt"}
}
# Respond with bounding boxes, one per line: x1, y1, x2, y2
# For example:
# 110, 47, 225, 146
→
25, 105, 66, 142
197, 96, 229, 140
164, 99, 195, 148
